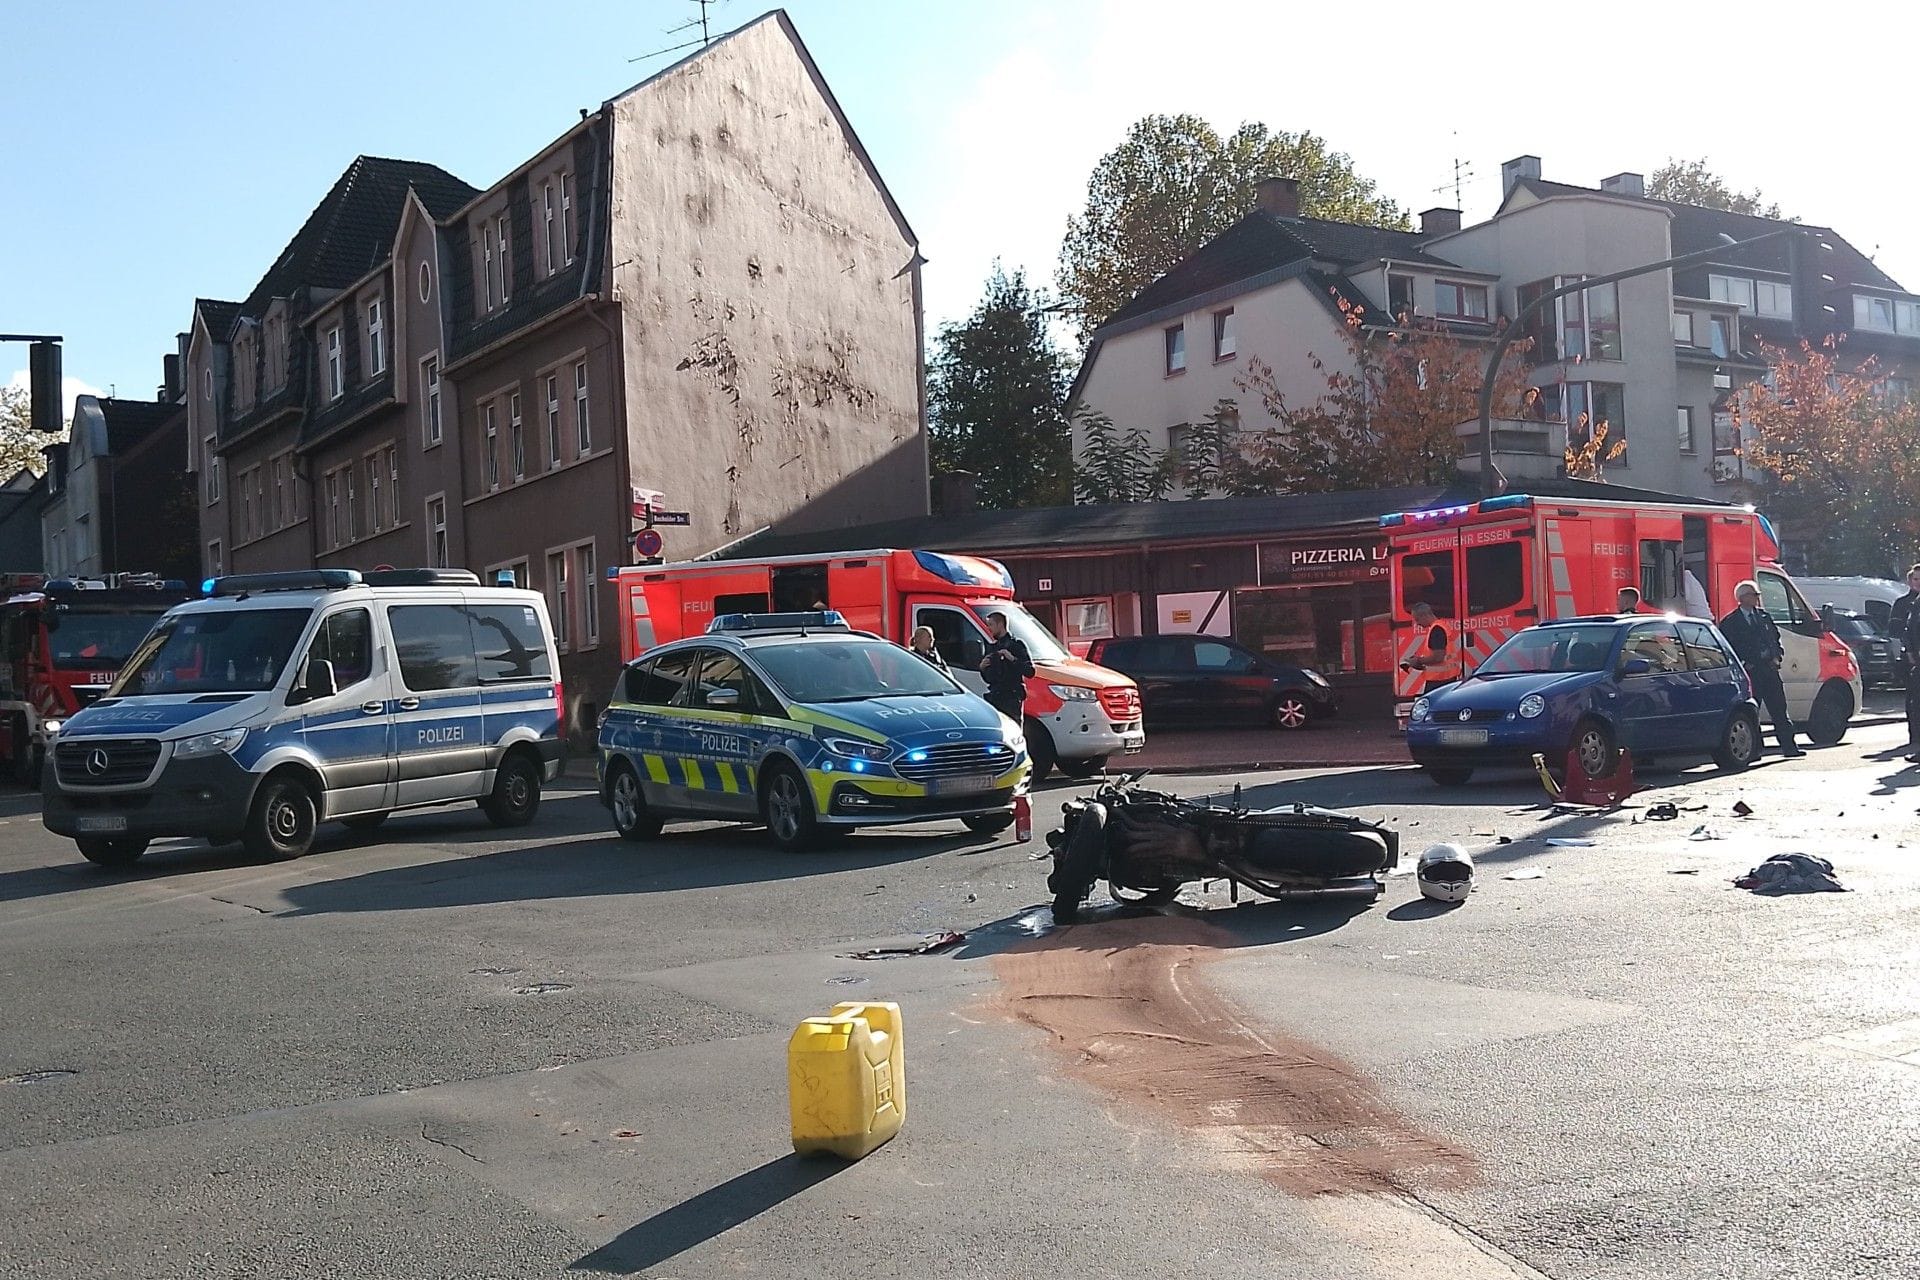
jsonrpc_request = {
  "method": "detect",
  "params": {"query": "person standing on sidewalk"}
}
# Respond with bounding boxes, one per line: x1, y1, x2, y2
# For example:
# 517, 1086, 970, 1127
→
906, 625, 951, 677
1889, 563, 1920, 761
1721, 579, 1803, 757
980, 612, 1034, 724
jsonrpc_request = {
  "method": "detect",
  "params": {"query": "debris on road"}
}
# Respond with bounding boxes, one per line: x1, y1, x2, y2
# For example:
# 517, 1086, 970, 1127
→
1643, 802, 1680, 821
1734, 854, 1845, 894
1732, 800, 1755, 818
1417, 844, 1474, 903
1669, 868, 1703, 875
1503, 868, 1547, 880
844, 931, 966, 960
1545, 838, 1596, 848
1688, 825, 1725, 841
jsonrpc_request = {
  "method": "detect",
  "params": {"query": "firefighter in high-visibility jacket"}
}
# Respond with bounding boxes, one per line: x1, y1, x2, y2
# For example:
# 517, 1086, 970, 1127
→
1400, 602, 1462, 693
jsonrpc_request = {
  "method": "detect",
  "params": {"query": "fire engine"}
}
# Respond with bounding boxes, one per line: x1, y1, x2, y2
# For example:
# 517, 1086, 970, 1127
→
611, 548, 1145, 778
1381, 494, 1861, 742
0, 574, 196, 782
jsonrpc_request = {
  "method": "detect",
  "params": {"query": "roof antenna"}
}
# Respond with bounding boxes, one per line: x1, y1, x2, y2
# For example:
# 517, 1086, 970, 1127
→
1430, 134, 1474, 211
629, 0, 725, 63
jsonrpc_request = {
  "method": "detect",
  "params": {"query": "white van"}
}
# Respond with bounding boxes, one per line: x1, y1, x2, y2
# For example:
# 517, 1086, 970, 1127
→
42, 569, 564, 867
1796, 576, 1908, 630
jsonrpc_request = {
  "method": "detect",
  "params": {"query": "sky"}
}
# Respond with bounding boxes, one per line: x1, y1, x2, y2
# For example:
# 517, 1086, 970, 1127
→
7, 0, 1919, 413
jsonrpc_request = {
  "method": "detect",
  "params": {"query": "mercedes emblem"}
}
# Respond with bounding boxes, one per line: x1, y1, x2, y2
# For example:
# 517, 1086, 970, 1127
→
85, 748, 110, 775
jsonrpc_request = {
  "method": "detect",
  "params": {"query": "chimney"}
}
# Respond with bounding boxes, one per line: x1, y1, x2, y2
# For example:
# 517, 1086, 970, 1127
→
1501, 155, 1542, 196
162, 353, 182, 403
1254, 176, 1300, 218
932, 471, 978, 516
1599, 171, 1645, 198
1419, 207, 1462, 235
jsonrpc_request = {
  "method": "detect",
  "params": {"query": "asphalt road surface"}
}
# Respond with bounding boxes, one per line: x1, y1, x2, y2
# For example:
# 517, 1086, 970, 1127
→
2, 727, 1917, 1279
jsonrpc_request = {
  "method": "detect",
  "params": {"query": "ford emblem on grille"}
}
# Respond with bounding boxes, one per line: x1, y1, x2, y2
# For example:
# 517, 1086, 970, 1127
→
86, 748, 111, 775
1458, 709, 1473, 722
945, 732, 962, 740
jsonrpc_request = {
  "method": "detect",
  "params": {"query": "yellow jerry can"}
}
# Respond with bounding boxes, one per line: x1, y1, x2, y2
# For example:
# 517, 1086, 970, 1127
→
787, 1001, 905, 1160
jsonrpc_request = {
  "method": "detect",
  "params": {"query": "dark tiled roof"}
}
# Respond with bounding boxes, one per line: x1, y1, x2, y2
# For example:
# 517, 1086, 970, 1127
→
196, 298, 243, 344
241, 156, 478, 315
95, 398, 182, 455
725, 478, 1728, 560
1099, 211, 1458, 331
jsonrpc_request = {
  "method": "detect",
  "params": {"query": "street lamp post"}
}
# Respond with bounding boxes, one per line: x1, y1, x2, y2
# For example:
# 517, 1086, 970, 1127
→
1473, 227, 1807, 496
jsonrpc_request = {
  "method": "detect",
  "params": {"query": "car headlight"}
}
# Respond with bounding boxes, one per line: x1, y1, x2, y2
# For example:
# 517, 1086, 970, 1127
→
1305, 670, 1331, 688
174, 728, 249, 759
1518, 694, 1546, 719
1410, 697, 1431, 722
42, 719, 63, 739
821, 735, 890, 762
1048, 683, 1098, 702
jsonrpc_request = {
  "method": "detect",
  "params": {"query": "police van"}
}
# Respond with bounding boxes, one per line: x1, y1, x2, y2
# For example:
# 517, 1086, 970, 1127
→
42, 569, 564, 867
598, 612, 1029, 851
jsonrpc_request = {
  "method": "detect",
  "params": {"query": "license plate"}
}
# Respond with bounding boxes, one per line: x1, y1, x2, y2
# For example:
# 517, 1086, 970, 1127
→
1122, 734, 1146, 753
929, 773, 995, 796
75, 815, 128, 834
1437, 728, 1488, 747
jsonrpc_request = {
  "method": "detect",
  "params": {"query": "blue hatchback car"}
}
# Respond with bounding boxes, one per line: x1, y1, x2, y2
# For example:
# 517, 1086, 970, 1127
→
1406, 615, 1762, 786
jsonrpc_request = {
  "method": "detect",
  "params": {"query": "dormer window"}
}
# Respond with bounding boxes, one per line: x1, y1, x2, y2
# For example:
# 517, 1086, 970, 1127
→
325, 326, 343, 400
1708, 274, 1754, 313
366, 298, 385, 376
1435, 281, 1489, 321
1388, 273, 1415, 319
1854, 295, 1920, 334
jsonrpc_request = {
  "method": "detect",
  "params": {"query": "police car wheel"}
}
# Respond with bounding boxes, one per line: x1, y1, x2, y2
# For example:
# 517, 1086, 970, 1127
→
1026, 721, 1057, 783
609, 766, 663, 841
245, 777, 316, 862
76, 837, 149, 868
761, 764, 819, 852
482, 754, 542, 828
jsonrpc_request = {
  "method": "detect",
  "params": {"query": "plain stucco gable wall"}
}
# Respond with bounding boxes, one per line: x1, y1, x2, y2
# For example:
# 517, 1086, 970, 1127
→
608, 16, 926, 550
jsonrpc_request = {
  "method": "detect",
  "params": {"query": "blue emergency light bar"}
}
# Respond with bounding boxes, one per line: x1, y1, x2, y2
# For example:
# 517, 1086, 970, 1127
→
1378, 494, 1534, 527
912, 549, 1014, 591
204, 570, 362, 596
707, 610, 851, 634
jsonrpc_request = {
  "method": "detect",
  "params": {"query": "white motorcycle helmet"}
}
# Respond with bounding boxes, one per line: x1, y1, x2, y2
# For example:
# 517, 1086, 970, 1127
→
1417, 843, 1474, 903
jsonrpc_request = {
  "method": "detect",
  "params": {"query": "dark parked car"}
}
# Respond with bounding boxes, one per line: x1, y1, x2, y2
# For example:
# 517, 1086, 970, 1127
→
1406, 615, 1761, 786
1822, 609, 1900, 688
1086, 634, 1339, 729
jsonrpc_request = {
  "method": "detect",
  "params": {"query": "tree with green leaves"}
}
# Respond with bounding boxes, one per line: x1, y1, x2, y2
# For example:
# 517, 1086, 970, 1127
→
1649, 159, 1784, 219
1057, 114, 1407, 338
0, 385, 63, 478
928, 267, 1071, 509
1073, 406, 1174, 505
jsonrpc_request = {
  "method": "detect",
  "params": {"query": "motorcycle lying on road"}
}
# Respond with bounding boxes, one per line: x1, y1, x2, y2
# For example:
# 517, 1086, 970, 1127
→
1045, 776, 1400, 922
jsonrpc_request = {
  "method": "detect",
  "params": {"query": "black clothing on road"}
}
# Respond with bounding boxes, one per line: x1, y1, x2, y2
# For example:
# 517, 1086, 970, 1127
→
1721, 604, 1800, 754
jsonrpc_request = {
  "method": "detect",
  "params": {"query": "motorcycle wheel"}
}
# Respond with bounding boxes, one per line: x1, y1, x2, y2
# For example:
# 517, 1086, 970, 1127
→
1048, 801, 1107, 923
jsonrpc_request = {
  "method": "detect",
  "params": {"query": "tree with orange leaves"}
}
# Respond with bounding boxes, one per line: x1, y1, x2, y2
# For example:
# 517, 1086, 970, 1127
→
1735, 338, 1920, 573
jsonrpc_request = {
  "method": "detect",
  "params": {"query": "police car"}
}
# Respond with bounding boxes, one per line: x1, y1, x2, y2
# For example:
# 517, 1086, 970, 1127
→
41, 569, 565, 867
597, 612, 1029, 851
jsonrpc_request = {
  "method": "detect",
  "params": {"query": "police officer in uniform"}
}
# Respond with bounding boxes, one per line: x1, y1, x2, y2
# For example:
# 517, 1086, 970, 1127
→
1720, 579, 1803, 757
1889, 562, 1920, 762
980, 612, 1034, 723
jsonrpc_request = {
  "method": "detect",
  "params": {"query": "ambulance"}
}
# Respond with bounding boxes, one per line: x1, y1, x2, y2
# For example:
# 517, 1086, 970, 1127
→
1381, 494, 1862, 743
611, 548, 1144, 778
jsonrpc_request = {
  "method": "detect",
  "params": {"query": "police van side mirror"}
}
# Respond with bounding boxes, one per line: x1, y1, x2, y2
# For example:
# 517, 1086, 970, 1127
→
292, 658, 338, 705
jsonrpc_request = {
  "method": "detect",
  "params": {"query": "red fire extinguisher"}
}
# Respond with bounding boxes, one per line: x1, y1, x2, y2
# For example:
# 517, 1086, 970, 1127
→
1014, 793, 1032, 842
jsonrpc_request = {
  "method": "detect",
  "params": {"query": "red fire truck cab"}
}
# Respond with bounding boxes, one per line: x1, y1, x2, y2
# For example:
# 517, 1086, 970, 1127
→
0, 574, 197, 782
612, 548, 1145, 778
1382, 494, 1861, 742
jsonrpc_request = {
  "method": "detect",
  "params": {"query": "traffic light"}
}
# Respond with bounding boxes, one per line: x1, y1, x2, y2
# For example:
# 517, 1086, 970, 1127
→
29, 341, 62, 433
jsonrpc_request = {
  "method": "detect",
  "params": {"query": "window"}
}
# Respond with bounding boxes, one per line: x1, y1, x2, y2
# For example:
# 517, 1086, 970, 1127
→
1881, 376, 1914, 405
366, 455, 381, 532
385, 446, 399, 526
482, 228, 498, 312
203, 367, 213, 399
1854, 294, 1920, 334
1062, 599, 1113, 642
914, 605, 990, 670
325, 470, 341, 547
1709, 274, 1755, 313
1583, 282, 1621, 360
1212, 309, 1236, 361
1435, 280, 1489, 320
345, 466, 357, 542
366, 298, 385, 375
273, 457, 287, 527
1709, 315, 1733, 358
694, 651, 770, 713
207, 540, 222, 577
325, 327, 343, 399
1754, 280, 1792, 319
483, 401, 499, 490
509, 391, 525, 480
418, 260, 432, 303
1388, 273, 1415, 318
240, 471, 254, 542
547, 551, 569, 650
1676, 620, 1731, 670
1677, 406, 1696, 453
1566, 382, 1628, 444
575, 542, 597, 645
1712, 407, 1738, 454
1516, 280, 1559, 363
469, 604, 552, 682
1164, 324, 1186, 375
1193, 640, 1258, 674
559, 172, 575, 265
542, 181, 557, 276
204, 436, 221, 504
387, 605, 479, 692
423, 357, 442, 446
426, 495, 447, 567
1400, 549, 1456, 619
308, 608, 374, 690
629, 649, 697, 705
496, 215, 511, 304
545, 374, 562, 467
1466, 542, 1525, 614
573, 360, 591, 453
1622, 623, 1686, 674
1672, 310, 1696, 345
1898, 301, 1920, 335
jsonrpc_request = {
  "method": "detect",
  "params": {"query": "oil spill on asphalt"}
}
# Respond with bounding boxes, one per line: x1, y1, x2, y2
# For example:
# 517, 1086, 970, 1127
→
989, 914, 1477, 1198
